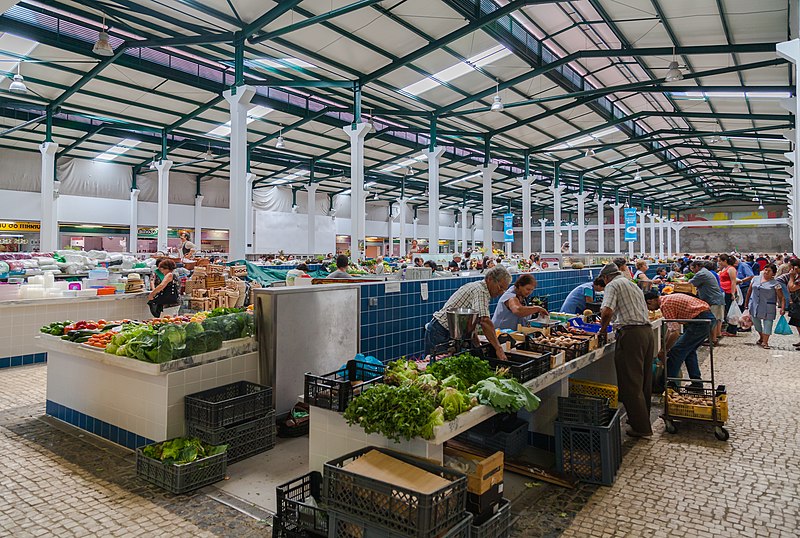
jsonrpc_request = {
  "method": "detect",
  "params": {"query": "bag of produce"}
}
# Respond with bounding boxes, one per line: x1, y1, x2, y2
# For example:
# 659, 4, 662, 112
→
738, 308, 753, 330
726, 302, 742, 326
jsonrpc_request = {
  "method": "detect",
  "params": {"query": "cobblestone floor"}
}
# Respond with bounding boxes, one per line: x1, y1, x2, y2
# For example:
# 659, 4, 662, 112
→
2, 330, 799, 537
521, 331, 800, 538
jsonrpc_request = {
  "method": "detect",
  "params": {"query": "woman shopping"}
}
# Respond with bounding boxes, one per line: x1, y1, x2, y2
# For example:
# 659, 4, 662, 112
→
718, 254, 741, 337
491, 274, 549, 331
148, 258, 181, 318
777, 259, 800, 348
633, 260, 652, 290
744, 264, 785, 349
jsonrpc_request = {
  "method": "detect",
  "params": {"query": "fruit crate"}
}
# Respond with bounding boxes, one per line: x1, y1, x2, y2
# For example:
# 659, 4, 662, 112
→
485, 351, 551, 382
568, 378, 618, 408
323, 447, 467, 537
304, 360, 385, 412
326, 510, 472, 538
666, 388, 728, 422
186, 411, 276, 463
135, 441, 227, 494
455, 417, 528, 457
557, 395, 611, 426
524, 337, 590, 362
185, 381, 273, 430
555, 408, 622, 486
275, 471, 328, 538
470, 499, 512, 538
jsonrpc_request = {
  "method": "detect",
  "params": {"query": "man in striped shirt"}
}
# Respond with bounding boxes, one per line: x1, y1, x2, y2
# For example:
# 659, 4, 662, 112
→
644, 291, 715, 389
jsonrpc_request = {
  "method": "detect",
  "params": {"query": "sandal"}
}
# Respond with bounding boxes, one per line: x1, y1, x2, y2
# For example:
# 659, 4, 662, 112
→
762, 344, 771, 350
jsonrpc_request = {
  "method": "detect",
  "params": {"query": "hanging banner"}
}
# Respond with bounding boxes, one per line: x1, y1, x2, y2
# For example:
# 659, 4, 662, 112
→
503, 213, 514, 243
624, 208, 638, 242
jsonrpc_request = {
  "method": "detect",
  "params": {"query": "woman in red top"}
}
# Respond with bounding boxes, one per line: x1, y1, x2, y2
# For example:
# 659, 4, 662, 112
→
718, 254, 740, 337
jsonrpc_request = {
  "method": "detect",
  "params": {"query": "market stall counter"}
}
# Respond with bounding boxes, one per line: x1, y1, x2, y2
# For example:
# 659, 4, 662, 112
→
0, 293, 151, 368
39, 315, 259, 450
308, 319, 664, 472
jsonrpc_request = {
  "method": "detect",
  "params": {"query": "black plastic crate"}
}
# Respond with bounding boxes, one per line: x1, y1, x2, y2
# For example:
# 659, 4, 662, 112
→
467, 482, 503, 522
327, 510, 472, 538
305, 360, 385, 412
135, 443, 227, 494
471, 498, 512, 538
555, 408, 622, 486
525, 337, 589, 362
185, 381, 273, 430
275, 471, 328, 538
455, 417, 528, 457
187, 412, 276, 463
557, 395, 611, 426
486, 351, 551, 382
323, 447, 467, 537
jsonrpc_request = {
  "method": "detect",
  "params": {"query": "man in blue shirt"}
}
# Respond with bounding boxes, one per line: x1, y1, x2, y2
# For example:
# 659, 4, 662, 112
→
560, 277, 606, 314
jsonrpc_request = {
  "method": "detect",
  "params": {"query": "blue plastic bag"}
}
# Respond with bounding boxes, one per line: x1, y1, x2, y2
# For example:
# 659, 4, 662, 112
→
775, 315, 793, 335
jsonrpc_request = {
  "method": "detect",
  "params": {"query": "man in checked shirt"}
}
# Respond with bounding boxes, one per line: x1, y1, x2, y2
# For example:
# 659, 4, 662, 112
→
644, 290, 715, 391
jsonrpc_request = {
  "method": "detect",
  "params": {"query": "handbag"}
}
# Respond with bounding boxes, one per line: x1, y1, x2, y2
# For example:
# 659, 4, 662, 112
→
776, 315, 794, 335
151, 272, 180, 306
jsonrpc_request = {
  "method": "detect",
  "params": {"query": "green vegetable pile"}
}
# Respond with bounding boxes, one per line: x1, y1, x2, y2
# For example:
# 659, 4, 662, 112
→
105, 322, 224, 363
201, 312, 254, 341
344, 353, 540, 441
206, 307, 246, 318
141, 437, 227, 465
40, 321, 72, 336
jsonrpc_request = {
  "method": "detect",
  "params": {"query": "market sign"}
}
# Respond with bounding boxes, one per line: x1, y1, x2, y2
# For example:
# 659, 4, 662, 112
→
0, 221, 39, 232
138, 227, 180, 239
623, 208, 638, 242
503, 213, 514, 243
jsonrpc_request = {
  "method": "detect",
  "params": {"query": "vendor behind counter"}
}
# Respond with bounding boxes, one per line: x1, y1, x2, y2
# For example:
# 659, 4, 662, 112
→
491, 274, 549, 330
560, 277, 606, 315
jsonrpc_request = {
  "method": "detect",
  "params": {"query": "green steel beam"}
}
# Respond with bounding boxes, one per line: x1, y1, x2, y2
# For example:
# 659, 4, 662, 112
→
243, 0, 307, 39
131, 32, 237, 49
51, 48, 129, 109
57, 125, 105, 158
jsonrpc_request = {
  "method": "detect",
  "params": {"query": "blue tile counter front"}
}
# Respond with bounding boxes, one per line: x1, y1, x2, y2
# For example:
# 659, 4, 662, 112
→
0, 352, 46, 369
46, 400, 154, 450
359, 264, 669, 363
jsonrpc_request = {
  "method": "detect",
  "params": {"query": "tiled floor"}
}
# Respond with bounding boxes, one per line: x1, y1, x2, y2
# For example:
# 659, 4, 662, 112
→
2, 330, 799, 537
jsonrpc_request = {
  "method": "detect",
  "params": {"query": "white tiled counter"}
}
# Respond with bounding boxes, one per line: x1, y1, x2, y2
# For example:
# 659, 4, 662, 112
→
0, 293, 152, 368
40, 335, 259, 450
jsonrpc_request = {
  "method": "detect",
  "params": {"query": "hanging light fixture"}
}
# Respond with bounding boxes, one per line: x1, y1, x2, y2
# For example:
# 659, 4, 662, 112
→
93, 16, 115, 57
8, 69, 27, 94
585, 148, 595, 157
204, 143, 214, 161
275, 128, 285, 149
490, 80, 504, 112
634, 168, 642, 181
368, 109, 376, 133
732, 162, 742, 174
664, 48, 683, 82
758, 199, 764, 210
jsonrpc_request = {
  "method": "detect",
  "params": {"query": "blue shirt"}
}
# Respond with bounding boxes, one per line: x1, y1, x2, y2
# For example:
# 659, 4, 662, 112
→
737, 262, 754, 289
492, 287, 530, 330
561, 282, 594, 315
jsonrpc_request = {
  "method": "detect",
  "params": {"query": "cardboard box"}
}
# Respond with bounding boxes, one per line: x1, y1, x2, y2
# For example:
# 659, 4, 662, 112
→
206, 275, 226, 289
342, 450, 451, 495
443, 447, 503, 495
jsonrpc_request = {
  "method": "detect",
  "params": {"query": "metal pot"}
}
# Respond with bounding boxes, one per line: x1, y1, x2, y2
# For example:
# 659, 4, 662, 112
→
446, 308, 479, 340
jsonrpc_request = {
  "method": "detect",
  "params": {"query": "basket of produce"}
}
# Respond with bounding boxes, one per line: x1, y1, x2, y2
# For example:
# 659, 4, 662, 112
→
557, 395, 611, 426
305, 358, 384, 412
666, 388, 728, 422
275, 471, 329, 538
568, 317, 612, 334
568, 378, 618, 408
485, 350, 551, 382
525, 334, 590, 362
135, 437, 227, 494
185, 381, 273, 430
323, 447, 468, 537
186, 411, 276, 463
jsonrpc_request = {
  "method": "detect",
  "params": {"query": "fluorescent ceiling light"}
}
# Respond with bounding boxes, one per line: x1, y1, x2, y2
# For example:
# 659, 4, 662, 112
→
252, 57, 316, 70
207, 105, 273, 137
669, 91, 793, 100
401, 45, 513, 96
445, 171, 482, 186
95, 138, 140, 161
271, 169, 309, 185
723, 136, 789, 143
0, 34, 38, 75
380, 154, 427, 173
545, 126, 619, 151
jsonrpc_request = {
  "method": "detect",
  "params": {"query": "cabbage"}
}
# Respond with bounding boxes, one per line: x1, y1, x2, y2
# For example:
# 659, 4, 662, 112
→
420, 406, 445, 440
437, 386, 473, 421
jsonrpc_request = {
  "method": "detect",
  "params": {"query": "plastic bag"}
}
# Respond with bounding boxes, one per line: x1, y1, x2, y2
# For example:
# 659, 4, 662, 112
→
726, 301, 742, 326
739, 308, 753, 330
735, 287, 744, 306
776, 315, 793, 335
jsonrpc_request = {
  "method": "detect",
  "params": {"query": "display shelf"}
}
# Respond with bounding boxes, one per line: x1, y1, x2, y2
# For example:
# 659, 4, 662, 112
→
0, 291, 148, 308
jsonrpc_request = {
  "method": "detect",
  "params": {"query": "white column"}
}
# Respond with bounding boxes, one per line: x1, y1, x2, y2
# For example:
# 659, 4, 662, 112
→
39, 141, 59, 252
460, 207, 468, 254
343, 123, 371, 260
658, 216, 665, 259
520, 176, 532, 257
224, 85, 255, 261
539, 218, 548, 253
398, 198, 408, 257
425, 147, 446, 255
413, 217, 418, 241
245, 173, 256, 254
576, 192, 589, 253
777, 39, 800, 254
637, 211, 647, 256
675, 223, 682, 254
596, 197, 606, 254
479, 163, 498, 251
307, 183, 318, 255
155, 159, 173, 253
611, 203, 623, 254
628, 238, 634, 258
387, 205, 394, 256
194, 194, 203, 256
666, 218, 673, 257
129, 188, 140, 254
550, 185, 565, 253
648, 213, 657, 258
566, 224, 574, 253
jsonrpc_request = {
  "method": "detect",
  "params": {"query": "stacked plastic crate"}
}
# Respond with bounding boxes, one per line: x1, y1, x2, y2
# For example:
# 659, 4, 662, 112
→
185, 381, 276, 464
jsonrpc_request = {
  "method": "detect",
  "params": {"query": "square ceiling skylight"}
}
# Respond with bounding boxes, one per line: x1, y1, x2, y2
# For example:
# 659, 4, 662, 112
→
207, 105, 273, 137
95, 138, 140, 161
401, 45, 514, 96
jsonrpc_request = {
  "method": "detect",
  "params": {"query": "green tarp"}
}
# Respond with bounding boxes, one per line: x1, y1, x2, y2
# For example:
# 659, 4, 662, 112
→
225, 260, 329, 286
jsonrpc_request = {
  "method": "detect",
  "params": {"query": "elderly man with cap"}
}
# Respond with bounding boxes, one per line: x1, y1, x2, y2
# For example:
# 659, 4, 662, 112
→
424, 265, 511, 360
598, 262, 656, 438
